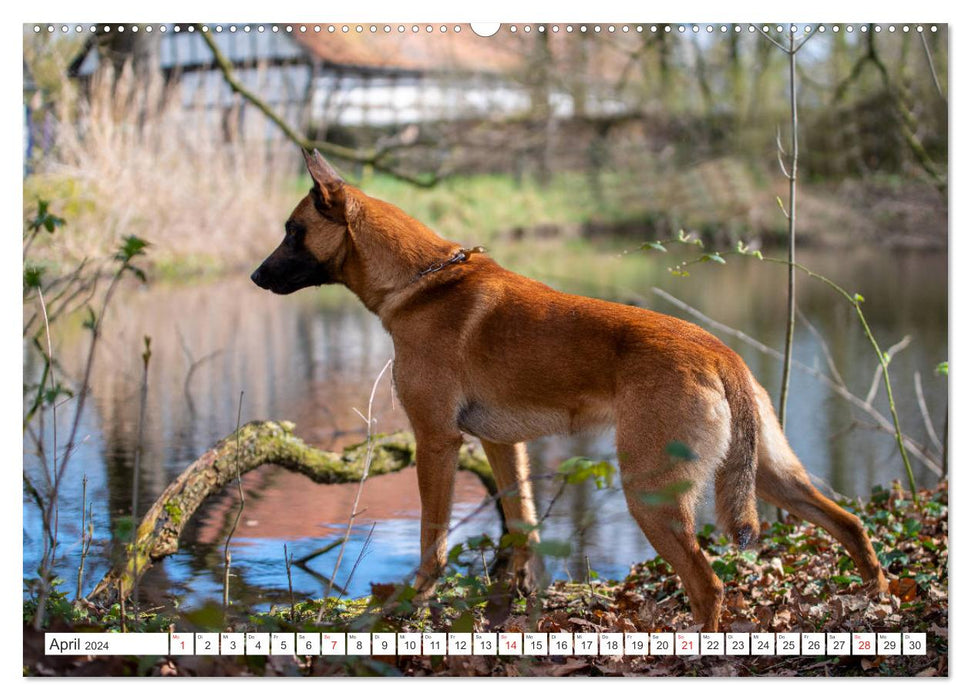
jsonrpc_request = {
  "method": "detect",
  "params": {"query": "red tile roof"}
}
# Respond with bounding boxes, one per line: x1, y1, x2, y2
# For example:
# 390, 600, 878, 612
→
292, 26, 525, 74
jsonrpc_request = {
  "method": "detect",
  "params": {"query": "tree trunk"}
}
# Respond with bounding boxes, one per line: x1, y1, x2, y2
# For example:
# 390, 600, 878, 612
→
88, 420, 495, 604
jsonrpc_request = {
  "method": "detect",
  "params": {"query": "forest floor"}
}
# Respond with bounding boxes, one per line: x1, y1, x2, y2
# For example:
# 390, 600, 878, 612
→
23, 481, 947, 677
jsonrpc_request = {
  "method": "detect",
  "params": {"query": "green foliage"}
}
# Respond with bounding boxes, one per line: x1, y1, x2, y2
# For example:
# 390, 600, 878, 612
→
557, 456, 615, 489
23, 264, 44, 291
114, 234, 150, 282
450, 610, 476, 634
677, 229, 704, 246
665, 441, 698, 461
27, 199, 66, 235
710, 558, 738, 581
81, 306, 97, 330
531, 539, 572, 559
935, 361, 948, 376
735, 240, 763, 259
183, 602, 226, 630
638, 480, 694, 507
113, 515, 134, 542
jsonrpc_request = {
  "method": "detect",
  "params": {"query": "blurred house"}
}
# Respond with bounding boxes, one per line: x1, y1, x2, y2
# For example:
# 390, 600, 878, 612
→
60, 25, 677, 179
66, 25, 565, 142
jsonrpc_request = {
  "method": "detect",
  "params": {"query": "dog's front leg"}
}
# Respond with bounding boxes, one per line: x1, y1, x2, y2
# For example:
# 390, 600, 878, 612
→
412, 433, 462, 600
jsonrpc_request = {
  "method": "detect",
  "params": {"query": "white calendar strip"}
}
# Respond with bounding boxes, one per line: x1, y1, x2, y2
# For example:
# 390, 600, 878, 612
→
45, 633, 170, 655
45, 631, 927, 657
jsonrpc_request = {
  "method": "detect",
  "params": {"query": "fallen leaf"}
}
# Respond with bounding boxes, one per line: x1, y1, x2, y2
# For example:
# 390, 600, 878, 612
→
890, 578, 918, 602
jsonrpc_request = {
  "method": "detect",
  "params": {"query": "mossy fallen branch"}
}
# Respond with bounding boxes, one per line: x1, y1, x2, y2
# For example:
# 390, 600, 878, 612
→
88, 420, 494, 604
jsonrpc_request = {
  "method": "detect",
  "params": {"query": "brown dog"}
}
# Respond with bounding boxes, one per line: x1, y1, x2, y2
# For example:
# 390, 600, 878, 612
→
251, 150, 888, 631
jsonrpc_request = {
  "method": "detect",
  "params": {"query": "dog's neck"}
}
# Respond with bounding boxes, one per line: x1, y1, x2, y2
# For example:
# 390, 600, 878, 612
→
339, 192, 460, 320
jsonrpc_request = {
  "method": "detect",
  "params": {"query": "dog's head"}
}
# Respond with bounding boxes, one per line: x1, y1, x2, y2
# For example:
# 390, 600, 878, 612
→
251, 150, 351, 295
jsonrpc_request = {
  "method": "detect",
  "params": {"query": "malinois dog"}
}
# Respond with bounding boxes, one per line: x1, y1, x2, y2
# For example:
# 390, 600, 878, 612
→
251, 150, 888, 631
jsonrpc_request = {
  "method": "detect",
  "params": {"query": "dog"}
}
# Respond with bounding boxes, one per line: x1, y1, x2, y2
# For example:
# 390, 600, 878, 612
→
251, 149, 888, 631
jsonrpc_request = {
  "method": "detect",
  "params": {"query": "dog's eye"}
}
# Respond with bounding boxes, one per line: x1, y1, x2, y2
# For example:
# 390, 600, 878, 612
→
284, 221, 306, 246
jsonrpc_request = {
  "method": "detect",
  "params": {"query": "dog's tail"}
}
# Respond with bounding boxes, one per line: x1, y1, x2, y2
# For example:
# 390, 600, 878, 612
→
716, 356, 760, 549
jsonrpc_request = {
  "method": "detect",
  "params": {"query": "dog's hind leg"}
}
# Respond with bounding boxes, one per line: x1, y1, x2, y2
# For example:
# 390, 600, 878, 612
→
753, 385, 887, 593
616, 380, 733, 631
624, 495, 724, 631
479, 440, 545, 594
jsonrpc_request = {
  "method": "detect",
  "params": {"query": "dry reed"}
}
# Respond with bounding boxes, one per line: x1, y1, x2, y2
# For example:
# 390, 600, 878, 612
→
31, 62, 298, 272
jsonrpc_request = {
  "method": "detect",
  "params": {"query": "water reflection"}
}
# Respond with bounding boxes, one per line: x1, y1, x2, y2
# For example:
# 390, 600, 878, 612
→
23, 247, 947, 608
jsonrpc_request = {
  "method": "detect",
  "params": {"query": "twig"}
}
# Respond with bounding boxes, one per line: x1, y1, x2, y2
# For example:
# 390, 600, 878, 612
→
284, 544, 295, 622
130, 336, 152, 624
755, 26, 788, 54
293, 539, 342, 567
941, 406, 948, 478
913, 371, 943, 453
755, 24, 819, 431
540, 479, 568, 525
340, 521, 377, 600
32, 288, 58, 630
918, 29, 945, 100
75, 475, 93, 601
177, 326, 222, 415
58, 268, 126, 485
796, 307, 845, 389
778, 27, 800, 431
318, 357, 394, 621
864, 337, 912, 407
223, 391, 246, 610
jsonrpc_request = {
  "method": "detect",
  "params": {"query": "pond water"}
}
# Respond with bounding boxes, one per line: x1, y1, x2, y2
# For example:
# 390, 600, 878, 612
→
23, 244, 947, 612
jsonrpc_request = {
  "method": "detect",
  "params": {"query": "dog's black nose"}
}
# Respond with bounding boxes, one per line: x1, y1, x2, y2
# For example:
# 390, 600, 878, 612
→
250, 268, 264, 287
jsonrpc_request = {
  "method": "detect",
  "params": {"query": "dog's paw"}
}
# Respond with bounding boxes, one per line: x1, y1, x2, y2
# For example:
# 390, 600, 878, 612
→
506, 552, 548, 598
864, 572, 890, 597
412, 573, 441, 604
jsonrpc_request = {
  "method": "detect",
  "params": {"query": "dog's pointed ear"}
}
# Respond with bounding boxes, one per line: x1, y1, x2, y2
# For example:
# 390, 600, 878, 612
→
303, 149, 346, 220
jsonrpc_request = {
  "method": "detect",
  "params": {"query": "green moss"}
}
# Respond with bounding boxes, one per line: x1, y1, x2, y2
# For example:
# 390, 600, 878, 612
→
163, 501, 183, 525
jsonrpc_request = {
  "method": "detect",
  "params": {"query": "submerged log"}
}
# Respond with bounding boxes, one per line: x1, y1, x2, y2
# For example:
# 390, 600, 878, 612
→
88, 420, 495, 604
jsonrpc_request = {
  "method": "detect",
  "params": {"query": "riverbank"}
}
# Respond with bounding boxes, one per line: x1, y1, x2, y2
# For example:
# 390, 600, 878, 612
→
24, 167, 946, 282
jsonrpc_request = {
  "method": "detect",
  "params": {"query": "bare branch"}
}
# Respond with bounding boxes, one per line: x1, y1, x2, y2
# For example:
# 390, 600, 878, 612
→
223, 391, 246, 610
776, 146, 791, 179
918, 29, 945, 100
320, 356, 394, 616
864, 336, 912, 407
793, 25, 820, 54
796, 307, 846, 389
340, 521, 377, 600
776, 124, 788, 156
914, 371, 943, 453
756, 26, 789, 54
